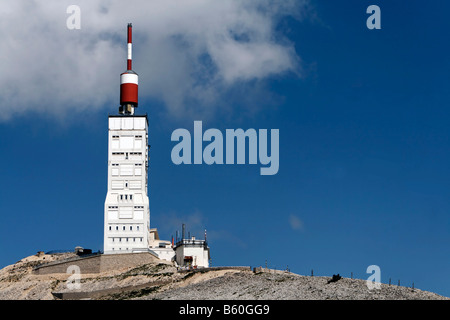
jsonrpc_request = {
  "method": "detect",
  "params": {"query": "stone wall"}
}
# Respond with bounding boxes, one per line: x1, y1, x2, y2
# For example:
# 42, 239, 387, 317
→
33, 252, 164, 275
99, 252, 163, 272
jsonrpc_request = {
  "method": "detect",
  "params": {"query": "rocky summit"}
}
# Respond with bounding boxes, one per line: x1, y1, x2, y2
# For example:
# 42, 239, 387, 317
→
0, 252, 448, 300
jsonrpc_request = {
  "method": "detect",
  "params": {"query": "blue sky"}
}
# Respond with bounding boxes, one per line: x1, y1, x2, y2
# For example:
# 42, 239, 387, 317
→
1, 0, 449, 297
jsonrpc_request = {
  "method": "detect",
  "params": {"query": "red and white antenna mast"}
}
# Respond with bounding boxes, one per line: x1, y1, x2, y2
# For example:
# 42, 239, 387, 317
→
119, 23, 138, 115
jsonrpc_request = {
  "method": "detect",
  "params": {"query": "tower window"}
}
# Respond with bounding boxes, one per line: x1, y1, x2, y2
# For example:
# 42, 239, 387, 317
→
123, 226, 126, 231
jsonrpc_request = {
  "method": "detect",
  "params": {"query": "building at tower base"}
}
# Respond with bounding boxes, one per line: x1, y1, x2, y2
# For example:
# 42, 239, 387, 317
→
174, 237, 210, 269
149, 228, 174, 261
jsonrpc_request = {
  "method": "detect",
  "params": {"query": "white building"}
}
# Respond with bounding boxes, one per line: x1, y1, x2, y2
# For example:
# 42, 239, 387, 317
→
103, 115, 151, 254
103, 23, 175, 261
103, 115, 175, 261
175, 237, 210, 268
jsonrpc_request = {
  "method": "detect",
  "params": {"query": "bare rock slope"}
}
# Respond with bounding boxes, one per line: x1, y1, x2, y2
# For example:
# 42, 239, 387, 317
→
0, 253, 448, 300
143, 271, 448, 300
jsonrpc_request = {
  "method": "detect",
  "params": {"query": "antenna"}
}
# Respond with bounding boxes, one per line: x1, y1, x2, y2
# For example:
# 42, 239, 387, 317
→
119, 23, 138, 115
127, 23, 133, 70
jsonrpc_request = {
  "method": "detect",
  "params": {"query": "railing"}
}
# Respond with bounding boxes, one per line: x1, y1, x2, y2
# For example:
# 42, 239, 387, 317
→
174, 239, 208, 248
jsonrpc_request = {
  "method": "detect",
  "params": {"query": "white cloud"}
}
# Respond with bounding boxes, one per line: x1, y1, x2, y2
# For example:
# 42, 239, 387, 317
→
0, 0, 309, 121
156, 209, 246, 248
289, 214, 304, 231
206, 229, 247, 249
157, 210, 206, 240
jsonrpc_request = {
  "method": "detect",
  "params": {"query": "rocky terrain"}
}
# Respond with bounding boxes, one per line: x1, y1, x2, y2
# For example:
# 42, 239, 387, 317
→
144, 271, 449, 300
0, 252, 448, 300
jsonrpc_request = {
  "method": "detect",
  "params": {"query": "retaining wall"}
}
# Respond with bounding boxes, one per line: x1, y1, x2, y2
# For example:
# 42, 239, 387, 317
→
33, 252, 163, 275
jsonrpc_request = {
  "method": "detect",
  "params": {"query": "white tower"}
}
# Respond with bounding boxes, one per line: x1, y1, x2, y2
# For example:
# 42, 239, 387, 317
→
103, 24, 175, 262
103, 24, 150, 254
103, 115, 151, 254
